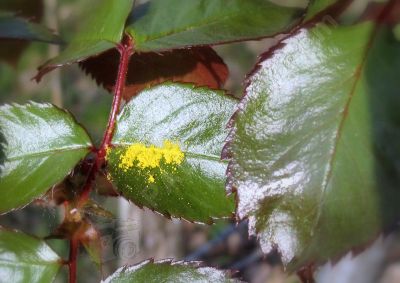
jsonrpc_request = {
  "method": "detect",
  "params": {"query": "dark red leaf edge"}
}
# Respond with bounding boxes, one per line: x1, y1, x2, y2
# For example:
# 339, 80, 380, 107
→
297, 265, 316, 283
33, 47, 107, 83
222, 0, 357, 177
221, 0, 399, 274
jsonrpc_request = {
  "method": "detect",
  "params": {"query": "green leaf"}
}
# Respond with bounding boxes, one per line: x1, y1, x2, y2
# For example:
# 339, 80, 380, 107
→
37, 0, 134, 78
225, 21, 400, 270
0, 228, 61, 283
395, 23, 400, 40
106, 83, 236, 223
305, 0, 339, 20
0, 102, 92, 213
0, 12, 61, 43
125, 0, 303, 52
103, 259, 239, 283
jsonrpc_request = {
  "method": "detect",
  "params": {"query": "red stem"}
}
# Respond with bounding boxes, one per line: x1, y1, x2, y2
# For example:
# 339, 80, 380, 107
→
68, 238, 79, 283
97, 36, 134, 163
68, 36, 133, 283
77, 36, 133, 206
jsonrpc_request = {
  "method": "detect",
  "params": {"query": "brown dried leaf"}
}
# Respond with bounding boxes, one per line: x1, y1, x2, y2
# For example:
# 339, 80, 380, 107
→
80, 47, 228, 101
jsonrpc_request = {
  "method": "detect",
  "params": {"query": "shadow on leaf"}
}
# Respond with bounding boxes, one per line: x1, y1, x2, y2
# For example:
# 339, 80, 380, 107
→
79, 46, 228, 101
126, 1, 150, 24
0, 126, 6, 175
366, 24, 400, 237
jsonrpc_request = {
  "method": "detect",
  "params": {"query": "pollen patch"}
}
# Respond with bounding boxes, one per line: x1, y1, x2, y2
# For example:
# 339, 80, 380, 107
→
148, 175, 155, 184
117, 140, 185, 184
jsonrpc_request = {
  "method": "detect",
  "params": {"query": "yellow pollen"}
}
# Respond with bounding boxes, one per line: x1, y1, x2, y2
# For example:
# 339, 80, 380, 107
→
117, 140, 185, 183
148, 175, 155, 183
105, 146, 111, 157
106, 172, 112, 182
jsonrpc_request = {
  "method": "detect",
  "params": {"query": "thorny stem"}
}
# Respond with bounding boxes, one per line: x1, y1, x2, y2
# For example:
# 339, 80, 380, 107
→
67, 35, 133, 283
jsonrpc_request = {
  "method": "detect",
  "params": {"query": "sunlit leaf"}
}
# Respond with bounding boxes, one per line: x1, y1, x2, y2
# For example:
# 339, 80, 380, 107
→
106, 83, 236, 223
0, 228, 61, 283
0, 102, 92, 213
225, 16, 400, 269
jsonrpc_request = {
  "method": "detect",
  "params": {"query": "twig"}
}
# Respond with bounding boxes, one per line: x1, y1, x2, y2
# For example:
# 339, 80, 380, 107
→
77, 36, 134, 207
68, 238, 79, 283
68, 35, 134, 283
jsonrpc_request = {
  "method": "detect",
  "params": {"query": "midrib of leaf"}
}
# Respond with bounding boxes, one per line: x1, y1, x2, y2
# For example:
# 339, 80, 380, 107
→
186, 152, 224, 163
112, 143, 223, 162
311, 20, 385, 238
5, 145, 90, 162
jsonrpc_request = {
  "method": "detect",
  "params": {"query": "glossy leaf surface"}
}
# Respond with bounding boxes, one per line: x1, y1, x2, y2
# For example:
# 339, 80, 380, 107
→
0, 102, 92, 213
36, 0, 134, 80
80, 46, 228, 100
0, 228, 61, 283
103, 259, 238, 283
0, 12, 61, 43
107, 83, 236, 223
125, 0, 303, 52
225, 21, 400, 269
